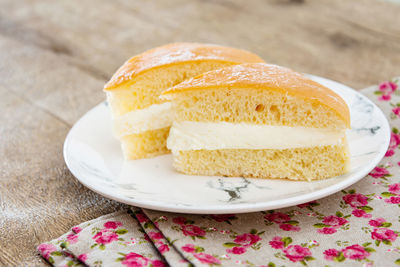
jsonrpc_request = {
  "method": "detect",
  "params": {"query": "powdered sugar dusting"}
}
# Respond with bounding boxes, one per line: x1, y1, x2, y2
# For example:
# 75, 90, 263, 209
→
169, 64, 304, 89
163, 63, 350, 126
104, 43, 263, 89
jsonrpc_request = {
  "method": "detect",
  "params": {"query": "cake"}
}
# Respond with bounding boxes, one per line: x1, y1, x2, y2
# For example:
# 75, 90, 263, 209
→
103, 43, 264, 159
161, 63, 350, 180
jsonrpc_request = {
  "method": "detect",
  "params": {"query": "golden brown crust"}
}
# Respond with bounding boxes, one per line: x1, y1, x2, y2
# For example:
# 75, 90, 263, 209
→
104, 43, 264, 90
162, 63, 350, 127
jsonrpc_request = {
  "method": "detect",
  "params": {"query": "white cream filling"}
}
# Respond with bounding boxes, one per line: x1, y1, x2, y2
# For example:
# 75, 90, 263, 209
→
167, 121, 346, 152
113, 102, 173, 137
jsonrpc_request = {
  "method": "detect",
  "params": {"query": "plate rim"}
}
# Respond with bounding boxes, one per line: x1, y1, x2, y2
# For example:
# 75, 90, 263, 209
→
64, 76, 391, 214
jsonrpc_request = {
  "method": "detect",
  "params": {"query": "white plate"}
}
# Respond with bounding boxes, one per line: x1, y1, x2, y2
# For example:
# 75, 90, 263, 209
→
64, 75, 390, 214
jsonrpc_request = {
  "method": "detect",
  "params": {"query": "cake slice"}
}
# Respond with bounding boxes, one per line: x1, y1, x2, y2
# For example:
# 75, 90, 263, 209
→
161, 63, 350, 180
103, 43, 264, 159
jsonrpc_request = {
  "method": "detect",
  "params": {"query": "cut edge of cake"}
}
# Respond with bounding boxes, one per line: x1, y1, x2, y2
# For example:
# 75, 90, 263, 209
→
162, 63, 351, 180
103, 43, 265, 159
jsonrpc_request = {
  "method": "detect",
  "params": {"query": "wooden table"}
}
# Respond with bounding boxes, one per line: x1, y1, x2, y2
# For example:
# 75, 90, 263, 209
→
1, 0, 399, 265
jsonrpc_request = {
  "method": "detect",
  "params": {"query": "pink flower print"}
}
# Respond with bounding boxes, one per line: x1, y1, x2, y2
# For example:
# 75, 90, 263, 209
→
144, 234, 151, 243
77, 254, 87, 263
72, 226, 82, 234
173, 216, 187, 225
210, 214, 235, 222
227, 246, 246, 254
386, 132, 400, 156
317, 227, 337, 235
343, 193, 368, 207
66, 233, 78, 244
342, 244, 370, 260
264, 212, 290, 223
385, 196, 400, 204
379, 81, 398, 92
393, 107, 400, 118
104, 221, 122, 229
368, 218, 385, 227
297, 201, 317, 208
316, 215, 347, 235
148, 231, 163, 240
371, 228, 398, 242
322, 215, 348, 227
379, 94, 391, 101
385, 131, 400, 157
122, 252, 150, 267
181, 225, 205, 237
151, 260, 166, 267
390, 133, 400, 148
391, 131, 399, 144
386, 149, 395, 157
352, 209, 372, 218
269, 236, 284, 249
389, 183, 400, 194
283, 245, 312, 262
158, 243, 170, 254
234, 233, 261, 247
279, 224, 300, 232
93, 230, 118, 245
37, 243, 57, 260
369, 167, 389, 178
182, 244, 196, 253
193, 253, 221, 265
378, 81, 397, 101
135, 213, 149, 223
323, 248, 339, 261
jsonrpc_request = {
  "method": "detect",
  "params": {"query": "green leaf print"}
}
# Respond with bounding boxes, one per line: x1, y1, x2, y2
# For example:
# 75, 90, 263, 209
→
250, 228, 257, 235
358, 206, 373, 212
48, 257, 55, 264
282, 237, 292, 247
115, 229, 128, 235
50, 251, 63, 256
195, 246, 205, 252
381, 192, 397, 198
335, 252, 345, 262
336, 211, 343, 217
223, 242, 240, 248
381, 222, 392, 227
364, 247, 376, 252
313, 223, 330, 228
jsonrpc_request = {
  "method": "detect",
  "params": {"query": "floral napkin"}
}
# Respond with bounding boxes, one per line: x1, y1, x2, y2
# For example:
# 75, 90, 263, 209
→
38, 78, 400, 266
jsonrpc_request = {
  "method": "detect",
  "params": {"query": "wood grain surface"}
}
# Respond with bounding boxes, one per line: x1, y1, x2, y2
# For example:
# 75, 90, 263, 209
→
1, 0, 399, 265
